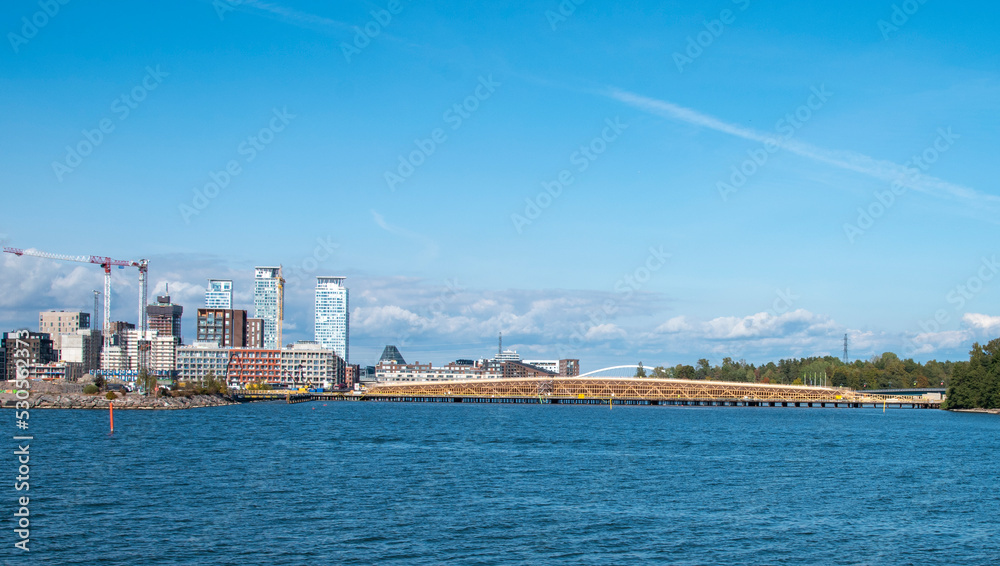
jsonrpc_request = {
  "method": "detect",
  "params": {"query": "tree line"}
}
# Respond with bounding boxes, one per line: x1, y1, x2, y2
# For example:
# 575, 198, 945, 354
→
645, 353, 955, 389
638, 338, 1000, 409
942, 338, 1000, 410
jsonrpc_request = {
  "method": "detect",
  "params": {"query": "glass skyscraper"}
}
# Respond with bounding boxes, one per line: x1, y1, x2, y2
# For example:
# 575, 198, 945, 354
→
315, 276, 349, 364
205, 279, 233, 309
254, 267, 284, 349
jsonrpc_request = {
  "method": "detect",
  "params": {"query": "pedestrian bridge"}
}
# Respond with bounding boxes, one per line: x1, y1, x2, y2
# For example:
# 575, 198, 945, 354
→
359, 374, 940, 408
230, 363, 942, 409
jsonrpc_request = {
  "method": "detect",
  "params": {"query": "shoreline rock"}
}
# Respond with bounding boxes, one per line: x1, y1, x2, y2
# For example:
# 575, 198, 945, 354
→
0, 393, 238, 410
950, 408, 1000, 415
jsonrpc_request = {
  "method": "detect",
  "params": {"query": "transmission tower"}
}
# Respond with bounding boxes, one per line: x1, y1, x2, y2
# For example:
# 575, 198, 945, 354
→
842, 333, 849, 365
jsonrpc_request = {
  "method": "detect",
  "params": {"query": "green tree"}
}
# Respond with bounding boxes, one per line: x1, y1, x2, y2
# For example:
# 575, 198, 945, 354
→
675, 364, 696, 380
634, 362, 646, 378
760, 368, 777, 384
695, 358, 710, 380
138, 368, 158, 396
204, 370, 219, 394
944, 339, 1000, 409
651, 366, 670, 378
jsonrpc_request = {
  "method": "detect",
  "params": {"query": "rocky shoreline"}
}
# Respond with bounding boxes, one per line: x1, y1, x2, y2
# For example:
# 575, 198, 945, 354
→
950, 408, 1000, 415
0, 393, 237, 410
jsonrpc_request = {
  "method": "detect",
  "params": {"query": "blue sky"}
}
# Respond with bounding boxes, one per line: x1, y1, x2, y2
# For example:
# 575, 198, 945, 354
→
2, 0, 999, 371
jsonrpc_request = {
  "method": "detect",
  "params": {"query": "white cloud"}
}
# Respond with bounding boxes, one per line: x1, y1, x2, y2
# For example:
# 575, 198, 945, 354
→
909, 329, 972, 355
3, 250, 993, 368
963, 313, 1000, 333
584, 323, 626, 340
655, 315, 690, 333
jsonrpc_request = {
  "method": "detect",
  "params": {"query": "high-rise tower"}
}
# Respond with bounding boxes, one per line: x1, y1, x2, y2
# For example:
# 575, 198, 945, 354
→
147, 295, 183, 342
205, 279, 233, 309
254, 267, 284, 349
315, 276, 349, 364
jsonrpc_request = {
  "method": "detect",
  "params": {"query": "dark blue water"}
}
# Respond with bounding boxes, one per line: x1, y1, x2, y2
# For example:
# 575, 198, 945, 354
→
4, 402, 999, 565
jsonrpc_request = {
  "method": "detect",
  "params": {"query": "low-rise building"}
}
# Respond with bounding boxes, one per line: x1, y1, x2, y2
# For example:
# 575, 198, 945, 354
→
226, 342, 344, 388
279, 341, 343, 389
522, 359, 580, 377
500, 360, 556, 379
39, 311, 90, 352
60, 329, 102, 374
227, 348, 281, 386
345, 364, 360, 388
100, 329, 178, 380
373, 357, 577, 383
176, 341, 230, 385
25, 361, 83, 381
375, 359, 498, 382
3, 331, 55, 381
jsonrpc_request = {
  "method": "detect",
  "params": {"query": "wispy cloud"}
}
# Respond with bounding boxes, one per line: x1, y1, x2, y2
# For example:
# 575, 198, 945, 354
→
370, 210, 440, 261
235, 0, 354, 33
608, 88, 999, 207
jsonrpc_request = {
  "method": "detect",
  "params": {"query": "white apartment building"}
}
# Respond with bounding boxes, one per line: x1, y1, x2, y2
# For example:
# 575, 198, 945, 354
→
315, 276, 349, 364
176, 341, 230, 384
205, 279, 233, 309
100, 329, 178, 376
375, 360, 498, 382
279, 341, 343, 389
254, 267, 284, 349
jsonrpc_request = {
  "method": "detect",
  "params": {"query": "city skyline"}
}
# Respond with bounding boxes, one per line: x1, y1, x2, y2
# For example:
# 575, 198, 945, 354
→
2, 1, 999, 371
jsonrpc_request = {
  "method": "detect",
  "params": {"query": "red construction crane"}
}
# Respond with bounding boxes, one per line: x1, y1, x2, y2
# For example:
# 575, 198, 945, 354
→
2, 247, 149, 345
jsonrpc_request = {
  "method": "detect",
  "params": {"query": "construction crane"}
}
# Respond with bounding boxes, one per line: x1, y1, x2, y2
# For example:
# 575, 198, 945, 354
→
93, 290, 101, 333
2, 247, 149, 347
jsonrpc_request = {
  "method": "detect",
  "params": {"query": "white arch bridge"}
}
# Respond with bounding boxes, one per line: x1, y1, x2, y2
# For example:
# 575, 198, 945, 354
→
578, 365, 649, 378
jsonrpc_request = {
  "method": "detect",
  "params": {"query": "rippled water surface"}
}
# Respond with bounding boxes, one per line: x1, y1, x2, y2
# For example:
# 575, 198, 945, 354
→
5, 402, 999, 565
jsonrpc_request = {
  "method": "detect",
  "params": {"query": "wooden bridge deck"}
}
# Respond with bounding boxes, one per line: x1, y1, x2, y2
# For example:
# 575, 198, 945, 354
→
231, 377, 942, 409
